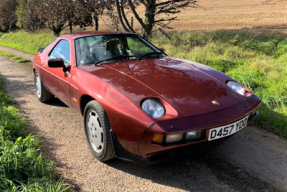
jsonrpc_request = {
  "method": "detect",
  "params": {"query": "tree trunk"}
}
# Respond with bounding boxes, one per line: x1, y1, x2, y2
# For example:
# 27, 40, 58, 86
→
94, 15, 99, 31
51, 23, 65, 36
8, 22, 13, 32
69, 22, 73, 33
52, 26, 62, 36
143, 0, 156, 39
53, 30, 61, 36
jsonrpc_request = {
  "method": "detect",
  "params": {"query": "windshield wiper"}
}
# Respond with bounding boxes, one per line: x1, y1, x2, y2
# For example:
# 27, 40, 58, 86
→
137, 52, 163, 60
95, 55, 135, 65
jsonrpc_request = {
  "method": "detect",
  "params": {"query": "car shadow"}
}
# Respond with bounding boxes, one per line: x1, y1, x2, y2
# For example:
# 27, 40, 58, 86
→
105, 130, 284, 191
45, 97, 68, 107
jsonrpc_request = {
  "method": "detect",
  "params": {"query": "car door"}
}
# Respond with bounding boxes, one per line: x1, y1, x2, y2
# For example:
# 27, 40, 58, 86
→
42, 39, 72, 106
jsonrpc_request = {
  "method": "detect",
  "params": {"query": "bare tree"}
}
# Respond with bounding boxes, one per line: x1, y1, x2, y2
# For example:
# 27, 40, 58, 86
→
115, 0, 197, 39
0, 0, 18, 32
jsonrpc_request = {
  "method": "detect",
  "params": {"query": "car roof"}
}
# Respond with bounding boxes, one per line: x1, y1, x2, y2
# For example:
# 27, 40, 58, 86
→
60, 31, 135, 40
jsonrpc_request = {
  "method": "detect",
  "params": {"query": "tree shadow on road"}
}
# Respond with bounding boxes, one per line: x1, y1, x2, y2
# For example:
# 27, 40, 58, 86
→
0, 73, 68, 108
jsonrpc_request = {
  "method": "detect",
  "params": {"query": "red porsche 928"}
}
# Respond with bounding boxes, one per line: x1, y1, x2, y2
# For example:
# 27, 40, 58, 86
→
33, 31, 261, 164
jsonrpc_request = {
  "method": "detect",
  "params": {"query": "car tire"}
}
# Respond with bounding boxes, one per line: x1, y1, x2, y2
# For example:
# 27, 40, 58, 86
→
34, 70, 54, 102
84, 100, 115, 161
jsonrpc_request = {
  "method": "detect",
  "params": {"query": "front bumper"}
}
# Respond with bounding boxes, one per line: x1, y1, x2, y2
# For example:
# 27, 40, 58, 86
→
138, 94, 261, 158
111, 94, 261, 164
111, 130, 232, 164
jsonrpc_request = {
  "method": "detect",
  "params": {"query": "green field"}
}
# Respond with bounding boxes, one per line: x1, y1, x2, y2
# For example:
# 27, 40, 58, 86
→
0, 78, 70, 191
0, 30, 286, 138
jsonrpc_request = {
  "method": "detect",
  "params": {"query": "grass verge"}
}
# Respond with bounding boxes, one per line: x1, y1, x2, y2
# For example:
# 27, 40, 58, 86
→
0, 50, 31, 63
0, 78, 71, 191
17, 59, 32, 63
0, 29, 286, 138
0, 31, 54, 54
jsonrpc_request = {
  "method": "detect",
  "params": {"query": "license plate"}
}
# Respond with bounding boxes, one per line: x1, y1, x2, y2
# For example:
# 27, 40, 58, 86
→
208, 116, 249, 141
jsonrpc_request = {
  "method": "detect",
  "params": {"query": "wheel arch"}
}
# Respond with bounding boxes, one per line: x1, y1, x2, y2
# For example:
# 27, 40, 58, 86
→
80, 95, 96, 115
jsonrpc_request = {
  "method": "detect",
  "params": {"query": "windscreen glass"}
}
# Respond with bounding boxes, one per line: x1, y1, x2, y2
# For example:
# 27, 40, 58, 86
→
75, 34, 162, 65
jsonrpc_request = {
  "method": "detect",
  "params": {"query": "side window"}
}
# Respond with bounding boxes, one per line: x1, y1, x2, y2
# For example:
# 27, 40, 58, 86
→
49, 40, 71, 65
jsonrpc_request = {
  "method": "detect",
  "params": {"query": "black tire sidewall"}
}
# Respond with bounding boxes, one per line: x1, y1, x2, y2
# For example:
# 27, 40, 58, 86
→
84, 101, 109, 161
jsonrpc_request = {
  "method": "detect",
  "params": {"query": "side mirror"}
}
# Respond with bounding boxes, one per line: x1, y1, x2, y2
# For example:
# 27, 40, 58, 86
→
48, 59, 68, 72
159, 47, 165, 53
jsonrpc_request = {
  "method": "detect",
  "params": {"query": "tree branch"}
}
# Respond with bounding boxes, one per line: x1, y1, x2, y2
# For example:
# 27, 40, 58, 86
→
158, 10, 180, 14
155, 22, 173, 29
120, 0, 136, 33
115, 0, 129, 31
154, 17, 177, 23
156, 0, 195, 7
100, 16, 114, 30
127, 0, 149, 34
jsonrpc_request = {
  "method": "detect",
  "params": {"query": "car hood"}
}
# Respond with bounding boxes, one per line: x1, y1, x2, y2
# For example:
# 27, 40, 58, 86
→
84, 57, 244, 117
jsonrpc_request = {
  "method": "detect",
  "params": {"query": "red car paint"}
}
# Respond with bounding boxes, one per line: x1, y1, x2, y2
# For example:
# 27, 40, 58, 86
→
33, 32, 261, 160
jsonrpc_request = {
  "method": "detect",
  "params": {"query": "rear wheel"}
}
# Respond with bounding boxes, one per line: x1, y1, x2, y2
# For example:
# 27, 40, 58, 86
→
84, 100, 115, 161
34, 70, 54, 102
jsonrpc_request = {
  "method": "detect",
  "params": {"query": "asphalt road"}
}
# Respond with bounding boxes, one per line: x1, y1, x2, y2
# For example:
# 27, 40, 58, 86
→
0, 48, 286, 191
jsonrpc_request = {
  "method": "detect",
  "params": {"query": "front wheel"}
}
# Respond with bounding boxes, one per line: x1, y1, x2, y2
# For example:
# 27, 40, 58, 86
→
84, 100, 115, 161
34, 70, 54, 102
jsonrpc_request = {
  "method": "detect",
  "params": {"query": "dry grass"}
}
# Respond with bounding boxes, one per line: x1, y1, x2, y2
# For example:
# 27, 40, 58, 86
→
93, 0, 287, 34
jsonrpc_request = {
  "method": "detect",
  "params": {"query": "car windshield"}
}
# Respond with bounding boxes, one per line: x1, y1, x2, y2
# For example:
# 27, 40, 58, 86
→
75, 34, 164, 66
